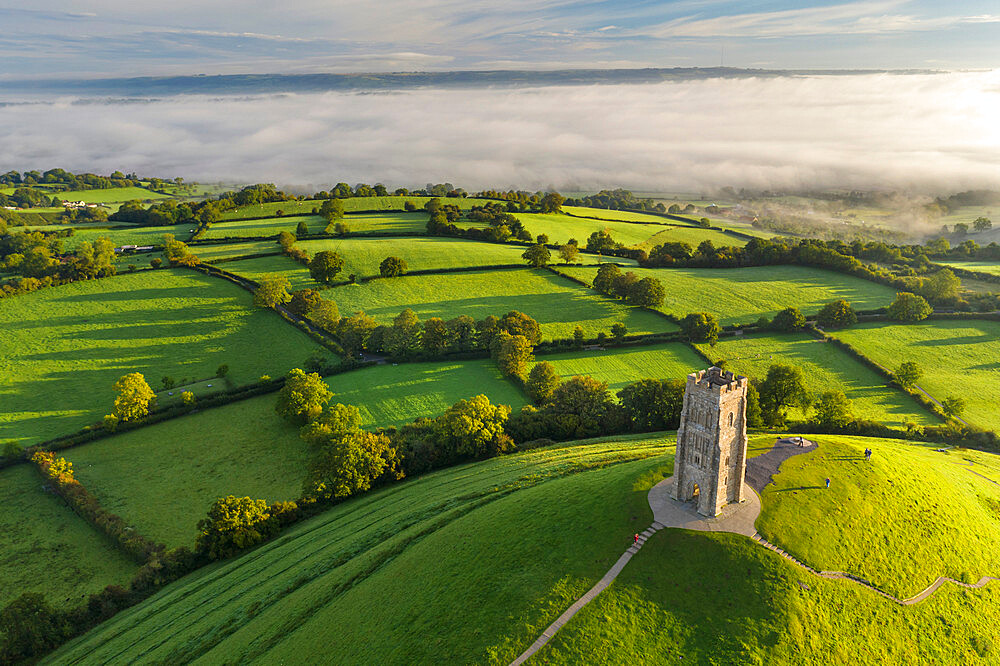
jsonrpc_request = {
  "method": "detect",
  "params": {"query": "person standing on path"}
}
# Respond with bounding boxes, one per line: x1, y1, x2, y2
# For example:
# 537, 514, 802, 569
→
634, 534, 639, 545
825, 478, 831, 489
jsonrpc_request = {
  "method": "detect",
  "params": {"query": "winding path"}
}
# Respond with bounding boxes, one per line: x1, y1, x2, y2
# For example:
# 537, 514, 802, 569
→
509, 438, 1000, 665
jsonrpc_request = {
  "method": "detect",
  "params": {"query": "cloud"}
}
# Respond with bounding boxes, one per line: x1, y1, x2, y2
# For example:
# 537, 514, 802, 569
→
1, 71, 998, 194
645, 0, 1000, 38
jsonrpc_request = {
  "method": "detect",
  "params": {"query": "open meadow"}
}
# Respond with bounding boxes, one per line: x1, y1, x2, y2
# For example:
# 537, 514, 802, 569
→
47, 437, 675, 664
531, 342, 705, 394
299, 237, 528, 277
834, 320, 1000, 432
325, 267, 675, 339
0, 465, 139, 611
194, 240, 281, 261
0, 269, 324, 445
698, 332, 940, 427
938, 259, 1000, 277
202, 215, 326, 239
560, 264, 898, 326
48, 186, 171, 204
218, 197, 497, 220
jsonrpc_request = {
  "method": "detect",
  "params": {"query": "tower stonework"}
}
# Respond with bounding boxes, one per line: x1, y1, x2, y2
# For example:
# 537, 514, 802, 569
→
672, 367, 749, 516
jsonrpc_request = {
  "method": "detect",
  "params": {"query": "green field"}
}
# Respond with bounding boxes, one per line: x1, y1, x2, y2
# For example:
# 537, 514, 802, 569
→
215, 254, 317, 289
194, 240, 281, 261
218, 197, 497, 220
326, 268, 675, 339
561, 264, 898, 326
698, 332, 939, 427
47, 436, 674, 664
59, 223, 193, 251
0, 465, 139, 610
65, 394, 310, 547
530, 342, 705, 394
561, 206, 682, 224
635, 225, 749, 250
938, 259, 1000, 277
0, 269, 324, 445
513, 212, 671, 248
203, 215, 326, 239
834, 320, 1000, 432
326, 359, 526, 430
48, 186, 171, 203
298, 237, 527, 277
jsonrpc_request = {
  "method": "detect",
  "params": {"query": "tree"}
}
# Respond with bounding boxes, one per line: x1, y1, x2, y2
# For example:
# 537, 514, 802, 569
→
112, 373, 155, 421
813, 391, 853, 428
526, 362, 560, 404
379, 256, 407, 277
521, 243, 551, 267
618, 378, 685, 431
300, 402, 365, 446
254, 275, 292, 308
287, 288, 322, 315
499, 311, 542, 344
493, 331, 534, 379
150, 257, 162, 269
536, 234, 549, 245
337, 311, 378, 355
540, 192, 565, 213
309, 251, 345, 284
770, 306, 806, 332
558, 243, 579, 263
758, 364, 810, 425
573, 325, 585, 349
309, 298, 340, 332
546, 376, 622, 439
921, 268, 961, 303
680, 312, 722, 345
592, 263, 621, 295
319, 198, 344, 221
216, 364, 229, 378
385, 308, 422, 357
894, 361, 923, 387
275, 368, 332, 425
277, 230, 296, 251
953, 223, 969, 236
887, 292, 932, 322
304, 429, 400, 500
195, 496, 278, 560
431, 395, 513, 460
0, 593, 67, 661
181, 391, 196, 405
421, 317, 453, 354
295, 220, 309, 237
446, 315, 477, 351
973, 216, 993, 232
816, 299, 857, 329
586, 230, 618, 252
941, 396, 966, 418
611, 322, 627, 344
162, 234, 197, 266
627, 277, 666, 307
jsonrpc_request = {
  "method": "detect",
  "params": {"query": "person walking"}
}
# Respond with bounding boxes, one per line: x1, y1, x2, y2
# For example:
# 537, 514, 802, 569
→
825, 478, 831, 489
634, 533, 640, 546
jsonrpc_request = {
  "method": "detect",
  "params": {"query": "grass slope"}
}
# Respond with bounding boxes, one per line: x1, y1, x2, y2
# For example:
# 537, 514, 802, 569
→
938, 259, 1000, 277
0, 269, 324, 444
203, 215, 325, 239
47, 437, 674, 664
698, 332, 939, 427
50, 187, 171, 203
561, 264, 897, 326
213, 254, 316, 289
513, 212, 671, 248
754, 435, 1000, 598
57, 223, 194, 251
0, 465, 138, 610
531, 342, 705, 394
194, 240, 280, 261
834, 320, 1000, 432
218, 197, 497, 220
327, 268, 675, 339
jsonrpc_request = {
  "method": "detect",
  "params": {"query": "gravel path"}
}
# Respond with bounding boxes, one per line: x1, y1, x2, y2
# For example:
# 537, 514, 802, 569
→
745, 437, 816, 493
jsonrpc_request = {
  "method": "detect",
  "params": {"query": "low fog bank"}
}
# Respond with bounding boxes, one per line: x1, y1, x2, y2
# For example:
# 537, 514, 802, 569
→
2, 71, 998, 195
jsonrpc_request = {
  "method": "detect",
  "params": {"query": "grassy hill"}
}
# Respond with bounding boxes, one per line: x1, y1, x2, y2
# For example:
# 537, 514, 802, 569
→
46, 436, 674, 664
0, 465, 139, 611
325, 267, 675, 339
0, 269, 324, 445
834, 320, 1000, 432
560, 264, 897, 326
44, 434, 1000, 664
217, 197, 498, 220
699, 332, 940, 427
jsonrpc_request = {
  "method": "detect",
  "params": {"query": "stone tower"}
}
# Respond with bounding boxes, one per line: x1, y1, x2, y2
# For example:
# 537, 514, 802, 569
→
672, 367, 749, 516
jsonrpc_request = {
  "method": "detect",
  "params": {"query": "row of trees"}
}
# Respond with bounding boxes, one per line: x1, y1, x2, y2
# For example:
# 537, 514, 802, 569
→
590, 264, 666, 307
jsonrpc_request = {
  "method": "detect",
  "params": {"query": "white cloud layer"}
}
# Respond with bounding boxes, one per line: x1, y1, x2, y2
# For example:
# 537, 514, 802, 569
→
2, 71, 998, 194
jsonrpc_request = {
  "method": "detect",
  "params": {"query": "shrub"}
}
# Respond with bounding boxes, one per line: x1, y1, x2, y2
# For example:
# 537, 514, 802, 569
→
526, 361, 560, 404
195, 496, 278, 560
275, 368, 332, 424
181, 391, 195, 406
379, 256, 408, 277
816, 299, 857, 328
887, 292, 932, 322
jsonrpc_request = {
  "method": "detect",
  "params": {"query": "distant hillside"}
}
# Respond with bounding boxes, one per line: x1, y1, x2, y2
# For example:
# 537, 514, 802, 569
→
2, 67, 941, 97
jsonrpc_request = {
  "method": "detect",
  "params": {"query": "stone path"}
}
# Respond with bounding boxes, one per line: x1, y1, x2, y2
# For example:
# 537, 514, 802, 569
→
509, 439, 999, 664
745, 437, 816, 493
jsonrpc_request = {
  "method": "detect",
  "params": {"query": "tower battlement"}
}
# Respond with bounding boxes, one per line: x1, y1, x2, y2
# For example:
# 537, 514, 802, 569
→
688, 367, 748, 393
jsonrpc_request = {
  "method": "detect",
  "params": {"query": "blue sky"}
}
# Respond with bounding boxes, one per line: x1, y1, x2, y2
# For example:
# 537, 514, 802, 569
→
2, 0, 999, 77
